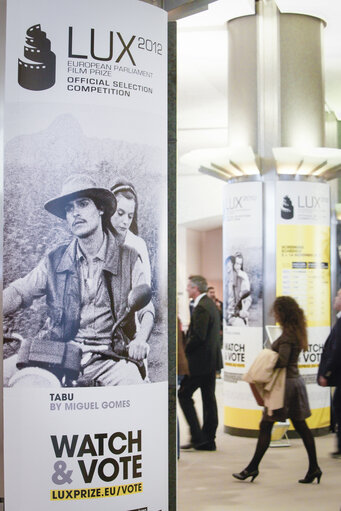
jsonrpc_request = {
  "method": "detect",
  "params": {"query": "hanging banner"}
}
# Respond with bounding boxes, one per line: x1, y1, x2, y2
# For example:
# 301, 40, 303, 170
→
276, 180, 330, 430
3, 1, 168, 510
223, 181, 263, 433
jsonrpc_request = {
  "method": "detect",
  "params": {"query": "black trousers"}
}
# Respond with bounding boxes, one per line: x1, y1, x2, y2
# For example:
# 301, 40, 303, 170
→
334, 386, 341, 451
178, 371, 218, 445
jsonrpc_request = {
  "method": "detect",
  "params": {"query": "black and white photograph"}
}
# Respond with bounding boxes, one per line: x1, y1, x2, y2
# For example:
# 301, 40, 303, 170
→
224, 251, 253, 326
3, 112, 168, 388
223, 181, 263, 329
223, 246, 262, 328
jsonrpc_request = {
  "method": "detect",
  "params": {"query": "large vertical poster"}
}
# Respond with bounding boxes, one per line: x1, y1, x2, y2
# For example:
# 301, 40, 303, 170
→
3, 1, 168, 510
276, 180, 330, 430
223, 181, 263, 433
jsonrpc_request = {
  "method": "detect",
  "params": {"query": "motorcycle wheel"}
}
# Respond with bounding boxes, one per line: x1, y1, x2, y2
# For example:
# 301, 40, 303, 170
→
8, 367, 61, 388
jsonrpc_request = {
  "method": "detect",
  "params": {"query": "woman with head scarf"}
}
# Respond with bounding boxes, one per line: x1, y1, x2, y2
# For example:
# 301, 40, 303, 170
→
110, 179, 151, 285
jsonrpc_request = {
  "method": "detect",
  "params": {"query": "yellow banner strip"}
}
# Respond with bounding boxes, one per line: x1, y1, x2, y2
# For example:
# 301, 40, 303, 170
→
224, 406, 330, 430
50, 482, 143, 501
224, 407, 262, 429
306, 407, 330, 430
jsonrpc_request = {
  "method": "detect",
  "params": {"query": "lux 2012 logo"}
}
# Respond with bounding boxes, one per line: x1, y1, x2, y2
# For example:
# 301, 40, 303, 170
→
18, 23, 163, 91
68, 27, 163, 66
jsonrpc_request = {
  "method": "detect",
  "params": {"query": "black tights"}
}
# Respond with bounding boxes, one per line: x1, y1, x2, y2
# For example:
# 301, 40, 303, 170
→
246, 419, 318, 473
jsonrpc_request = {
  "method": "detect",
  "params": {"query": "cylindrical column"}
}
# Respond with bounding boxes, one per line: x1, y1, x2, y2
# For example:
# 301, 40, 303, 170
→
279, 14, 325, 148
227, 15, 258, 150
2, 2, 170, 510
228, 5, 325, 155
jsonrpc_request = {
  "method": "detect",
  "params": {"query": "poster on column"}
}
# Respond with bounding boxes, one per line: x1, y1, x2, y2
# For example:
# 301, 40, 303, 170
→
276, 180, 330, 429
223, 181, 263, 432
3, 1, 168, 510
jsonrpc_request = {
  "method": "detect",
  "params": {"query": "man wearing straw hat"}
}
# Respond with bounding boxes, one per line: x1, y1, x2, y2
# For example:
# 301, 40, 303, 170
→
3, 174, 154, 386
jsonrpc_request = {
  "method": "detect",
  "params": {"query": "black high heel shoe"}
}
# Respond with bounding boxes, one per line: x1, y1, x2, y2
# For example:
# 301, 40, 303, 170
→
232, 469, 259, 482
298, 468, 322, 484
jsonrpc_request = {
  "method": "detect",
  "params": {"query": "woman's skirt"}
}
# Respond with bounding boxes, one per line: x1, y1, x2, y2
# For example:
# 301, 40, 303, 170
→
263, 376, 311, 422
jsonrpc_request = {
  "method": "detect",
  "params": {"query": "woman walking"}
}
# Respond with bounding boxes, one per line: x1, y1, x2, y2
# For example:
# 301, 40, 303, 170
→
233, 296, 321, 484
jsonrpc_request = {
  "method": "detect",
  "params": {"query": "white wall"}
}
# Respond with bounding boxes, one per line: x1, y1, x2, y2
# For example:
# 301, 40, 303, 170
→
201, 227, 223, 299
177, 225, 223, 328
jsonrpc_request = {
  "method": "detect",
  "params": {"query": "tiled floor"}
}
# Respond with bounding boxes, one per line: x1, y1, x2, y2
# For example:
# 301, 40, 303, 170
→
178, 379, 341, 511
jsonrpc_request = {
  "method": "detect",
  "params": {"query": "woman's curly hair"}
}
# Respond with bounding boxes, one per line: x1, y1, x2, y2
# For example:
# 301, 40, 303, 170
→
273, 296, 308, 351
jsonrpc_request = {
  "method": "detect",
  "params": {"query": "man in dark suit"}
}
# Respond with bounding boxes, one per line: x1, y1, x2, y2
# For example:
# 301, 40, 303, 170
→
178, 275, 222, 451
318, 288, 341, 458
207, 285, 224, 356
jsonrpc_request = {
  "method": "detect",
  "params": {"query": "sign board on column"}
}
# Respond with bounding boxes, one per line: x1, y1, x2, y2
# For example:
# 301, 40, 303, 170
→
276, 180, 331, 430
3, 1, 168, 509
223, 181, 263, 433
